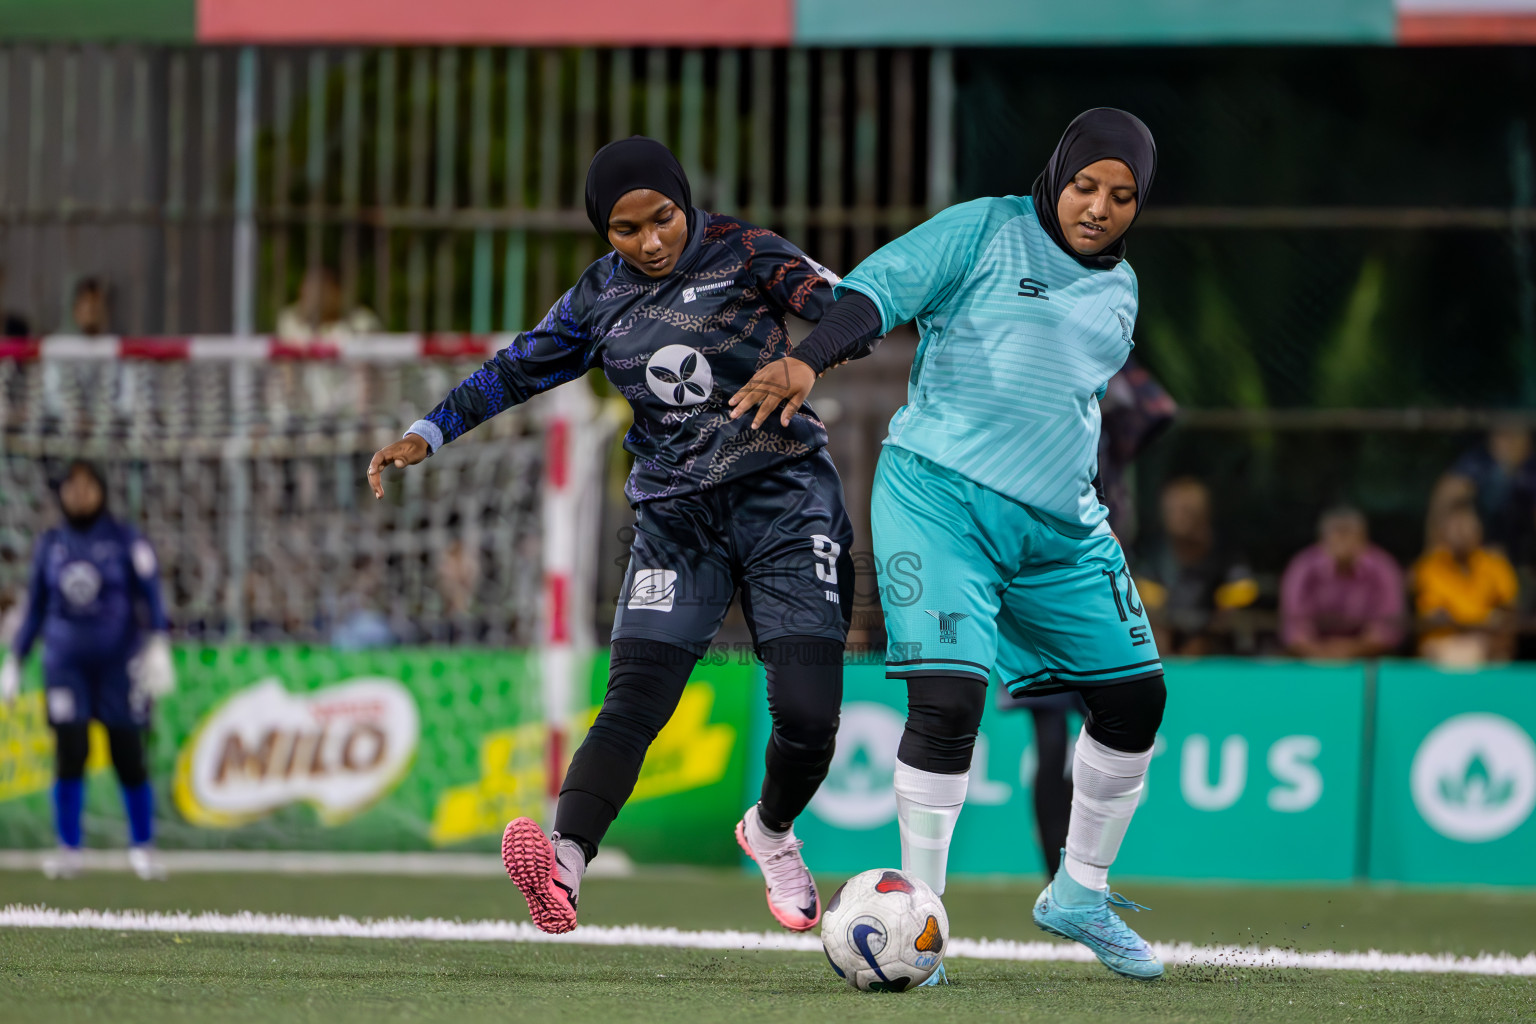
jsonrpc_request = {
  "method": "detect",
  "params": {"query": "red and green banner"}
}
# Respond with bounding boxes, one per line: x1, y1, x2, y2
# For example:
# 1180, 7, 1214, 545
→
3, 0, 1532, 46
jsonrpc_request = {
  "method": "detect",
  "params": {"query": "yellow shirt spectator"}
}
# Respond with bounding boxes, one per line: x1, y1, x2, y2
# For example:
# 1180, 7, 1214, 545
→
1411, 546, 1518, 637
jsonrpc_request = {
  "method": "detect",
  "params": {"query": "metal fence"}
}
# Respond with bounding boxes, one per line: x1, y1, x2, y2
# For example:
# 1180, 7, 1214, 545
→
0, 44, 949, 338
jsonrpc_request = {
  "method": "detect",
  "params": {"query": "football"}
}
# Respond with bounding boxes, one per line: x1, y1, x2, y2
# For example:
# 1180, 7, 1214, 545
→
820, 868, 949, 991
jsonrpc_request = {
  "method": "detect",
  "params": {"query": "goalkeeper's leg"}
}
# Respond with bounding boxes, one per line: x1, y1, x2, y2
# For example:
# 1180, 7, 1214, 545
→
108, 726, 164, 880
46, 722, 89, 880
503, 639, 696, 933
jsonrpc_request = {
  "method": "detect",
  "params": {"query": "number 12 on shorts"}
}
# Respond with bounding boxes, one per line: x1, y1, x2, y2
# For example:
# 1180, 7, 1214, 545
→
1103, 567, 1154, 646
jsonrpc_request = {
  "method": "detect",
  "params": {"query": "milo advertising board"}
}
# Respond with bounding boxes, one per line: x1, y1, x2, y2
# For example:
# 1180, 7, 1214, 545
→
0, 645, 753, 864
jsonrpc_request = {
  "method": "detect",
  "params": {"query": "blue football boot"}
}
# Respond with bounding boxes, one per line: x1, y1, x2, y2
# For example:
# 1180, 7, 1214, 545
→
1033, 860, 1163, 980
917, 962, 950, 987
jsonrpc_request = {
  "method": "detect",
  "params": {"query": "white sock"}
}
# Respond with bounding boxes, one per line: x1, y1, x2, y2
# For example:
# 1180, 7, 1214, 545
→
1063, 727, 1153, 892
893, 759, 968, 896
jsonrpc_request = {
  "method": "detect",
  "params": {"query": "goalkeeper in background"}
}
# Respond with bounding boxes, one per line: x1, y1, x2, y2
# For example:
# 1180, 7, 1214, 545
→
1, 460, 176, 880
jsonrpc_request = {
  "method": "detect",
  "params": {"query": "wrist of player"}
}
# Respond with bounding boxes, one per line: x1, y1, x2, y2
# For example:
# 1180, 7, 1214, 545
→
1, 652, 20, 705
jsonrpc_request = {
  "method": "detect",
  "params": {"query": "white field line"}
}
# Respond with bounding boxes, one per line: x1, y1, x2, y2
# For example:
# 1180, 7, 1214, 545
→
3, 905, 1533, 976
0, 849, 634, 879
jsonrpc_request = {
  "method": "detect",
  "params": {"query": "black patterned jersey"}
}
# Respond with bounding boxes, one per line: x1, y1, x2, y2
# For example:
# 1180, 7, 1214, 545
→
411, 210, 840, 505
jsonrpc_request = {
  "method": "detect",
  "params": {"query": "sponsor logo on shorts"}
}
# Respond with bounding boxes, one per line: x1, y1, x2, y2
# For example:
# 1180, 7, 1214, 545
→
46, 688, 78, 723
627, 568, 678, 612
1412, 713, 1536, 842
924, 610, 968, 645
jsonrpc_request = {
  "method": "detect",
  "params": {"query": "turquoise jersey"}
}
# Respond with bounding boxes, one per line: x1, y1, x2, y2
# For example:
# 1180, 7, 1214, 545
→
836, 195, 1138, 531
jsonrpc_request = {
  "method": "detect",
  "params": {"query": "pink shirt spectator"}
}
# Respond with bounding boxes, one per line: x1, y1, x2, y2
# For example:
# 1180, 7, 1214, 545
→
1280, 543, 1406, 652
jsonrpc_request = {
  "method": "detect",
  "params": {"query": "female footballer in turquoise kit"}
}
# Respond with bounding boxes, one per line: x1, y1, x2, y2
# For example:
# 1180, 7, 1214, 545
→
733, 109, 1166, 980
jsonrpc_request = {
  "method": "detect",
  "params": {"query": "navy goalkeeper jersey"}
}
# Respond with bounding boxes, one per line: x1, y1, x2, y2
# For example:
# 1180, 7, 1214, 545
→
13, 515, 169, 666
408, 211, 840, 505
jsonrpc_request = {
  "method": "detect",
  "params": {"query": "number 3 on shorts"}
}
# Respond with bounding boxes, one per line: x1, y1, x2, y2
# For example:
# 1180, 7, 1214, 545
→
812, 534, 840, 584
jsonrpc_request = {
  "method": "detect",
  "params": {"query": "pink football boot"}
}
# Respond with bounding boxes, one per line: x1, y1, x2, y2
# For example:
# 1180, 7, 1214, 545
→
501, 817, 582, 934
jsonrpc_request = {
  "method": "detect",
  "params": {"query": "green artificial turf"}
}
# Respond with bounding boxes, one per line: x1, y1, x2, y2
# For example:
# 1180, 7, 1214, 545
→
2, 869, 1533, 1023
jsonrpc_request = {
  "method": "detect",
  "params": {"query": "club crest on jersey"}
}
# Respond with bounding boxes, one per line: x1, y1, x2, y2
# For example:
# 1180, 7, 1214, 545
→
645, 344, 713, 406
59, 561, 102, 607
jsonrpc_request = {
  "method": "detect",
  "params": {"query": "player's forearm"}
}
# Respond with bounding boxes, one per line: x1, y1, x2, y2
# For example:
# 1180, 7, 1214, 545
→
791, 291, 884, 375
11, 620, 39, 662
408, 359, 520, 452
143, 589, 171, 633
13, 577, 46, 660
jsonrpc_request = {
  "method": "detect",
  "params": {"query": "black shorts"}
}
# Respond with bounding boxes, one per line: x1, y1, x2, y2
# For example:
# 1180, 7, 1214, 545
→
611, 449, 855, 656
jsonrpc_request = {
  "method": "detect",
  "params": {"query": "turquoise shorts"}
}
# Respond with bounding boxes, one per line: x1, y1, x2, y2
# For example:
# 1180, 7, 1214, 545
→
871, 444, 1162, 695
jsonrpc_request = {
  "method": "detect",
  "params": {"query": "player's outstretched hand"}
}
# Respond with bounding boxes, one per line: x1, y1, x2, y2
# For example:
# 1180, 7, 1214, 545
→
729, 356, 816, 429
367, 434, 431, 499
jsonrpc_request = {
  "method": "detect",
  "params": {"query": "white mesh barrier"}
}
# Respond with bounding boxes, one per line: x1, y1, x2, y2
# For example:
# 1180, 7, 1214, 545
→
0, 345, 579, 648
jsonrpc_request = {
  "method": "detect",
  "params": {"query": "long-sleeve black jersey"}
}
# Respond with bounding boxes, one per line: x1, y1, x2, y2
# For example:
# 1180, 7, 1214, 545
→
408, 210, 841, 505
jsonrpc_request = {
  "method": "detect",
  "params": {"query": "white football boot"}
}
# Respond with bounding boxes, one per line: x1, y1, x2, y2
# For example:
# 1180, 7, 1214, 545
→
735, 804, 821, 931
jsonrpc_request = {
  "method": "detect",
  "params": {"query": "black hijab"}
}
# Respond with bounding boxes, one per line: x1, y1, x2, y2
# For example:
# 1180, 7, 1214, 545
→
55, 459, 108, 531
584, 136, 695, 242
1031, 108, 1157, 270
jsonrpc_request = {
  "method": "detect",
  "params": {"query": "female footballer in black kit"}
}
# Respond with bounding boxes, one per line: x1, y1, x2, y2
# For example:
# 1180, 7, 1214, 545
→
368, 138, 868, 934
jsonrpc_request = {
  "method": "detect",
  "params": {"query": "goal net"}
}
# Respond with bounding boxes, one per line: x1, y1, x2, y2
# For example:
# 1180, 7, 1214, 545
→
0, 337, 611, 655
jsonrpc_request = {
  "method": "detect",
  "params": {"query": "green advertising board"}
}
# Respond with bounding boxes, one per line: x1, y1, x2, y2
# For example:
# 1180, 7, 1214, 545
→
0, 645, 753, 865
5, 647, 1534, 885
749, 659, 1367, 882
1368, 663, 1536, 886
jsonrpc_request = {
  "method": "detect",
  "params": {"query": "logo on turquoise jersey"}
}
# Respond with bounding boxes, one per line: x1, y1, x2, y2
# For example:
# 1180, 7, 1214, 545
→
1017, 277, 1050, 300
924, 610, 969, 645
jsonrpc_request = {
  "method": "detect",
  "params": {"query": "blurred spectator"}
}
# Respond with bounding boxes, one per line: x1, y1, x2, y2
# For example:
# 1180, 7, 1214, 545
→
1280, 506, 1405, 659
1095, 356, 1177, 545
1135, 476, 1258, 655
1429, 421, 1536, 568
331, 553, 396, 650
0, 264, 30, 337
68, 277, 111, 335
1412, 503, 1519, 667
277, 266, 381, 345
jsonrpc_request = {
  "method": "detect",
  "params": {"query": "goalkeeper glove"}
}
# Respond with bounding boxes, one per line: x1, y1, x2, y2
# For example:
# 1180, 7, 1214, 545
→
128, 634, 176, 703
0, 653, 19, 709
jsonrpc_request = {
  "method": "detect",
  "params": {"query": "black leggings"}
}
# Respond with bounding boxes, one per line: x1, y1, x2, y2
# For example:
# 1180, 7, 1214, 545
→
555, 636, 842, 857
899, 673, 1167, 775
53, 723, 149, 787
